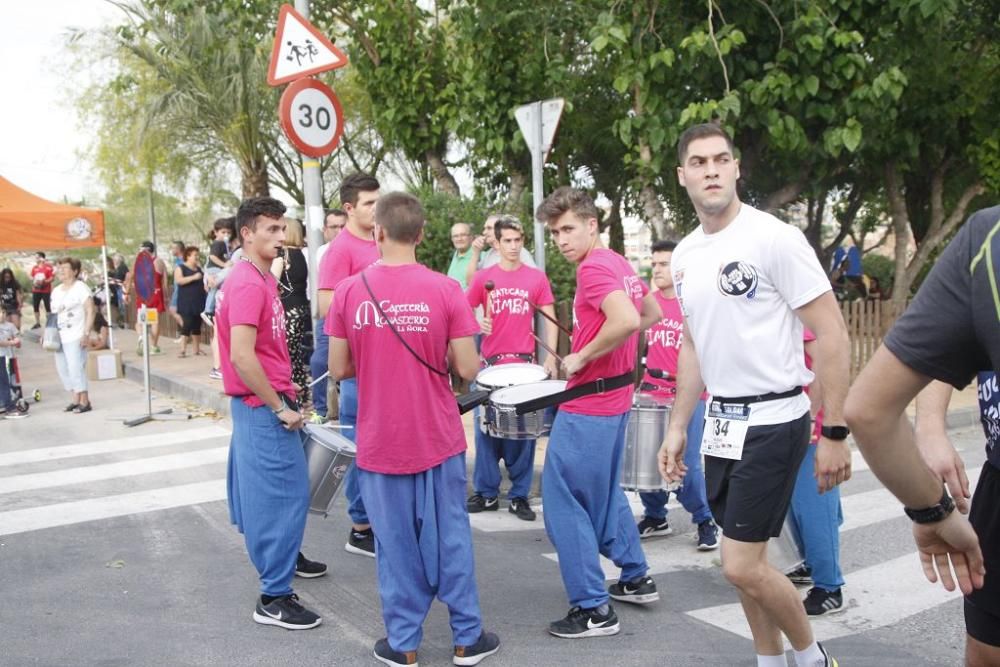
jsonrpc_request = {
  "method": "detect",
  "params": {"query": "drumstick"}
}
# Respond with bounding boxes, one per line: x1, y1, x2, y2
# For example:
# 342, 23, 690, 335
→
530, 302, 572, 337
647, 369, 676, 381
532, 332, 563, 364
484, 280, 495, 317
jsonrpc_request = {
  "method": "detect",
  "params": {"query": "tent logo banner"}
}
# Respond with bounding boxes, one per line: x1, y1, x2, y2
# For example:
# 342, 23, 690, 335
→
65, 217, 93, 242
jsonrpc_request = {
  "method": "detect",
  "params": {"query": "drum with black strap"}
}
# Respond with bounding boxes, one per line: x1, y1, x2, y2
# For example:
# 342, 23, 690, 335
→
474, 363, 548, 434
486, 380, 566, 439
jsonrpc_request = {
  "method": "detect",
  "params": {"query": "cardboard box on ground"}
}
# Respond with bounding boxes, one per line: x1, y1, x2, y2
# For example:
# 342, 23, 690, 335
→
86, 350, 123, 381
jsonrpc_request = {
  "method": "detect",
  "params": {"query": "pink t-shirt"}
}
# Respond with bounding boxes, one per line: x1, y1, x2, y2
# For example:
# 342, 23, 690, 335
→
562, 248, 647, 416
330, 263, 480, 474
641, 291, 709, 401
216, 260, 294, 407
318, 228, 379, 293
803, 327, 822, 443
467, 264, 554, 364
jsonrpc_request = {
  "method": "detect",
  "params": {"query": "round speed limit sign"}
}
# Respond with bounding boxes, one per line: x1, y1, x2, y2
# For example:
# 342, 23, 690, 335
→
279, 78, 345, 157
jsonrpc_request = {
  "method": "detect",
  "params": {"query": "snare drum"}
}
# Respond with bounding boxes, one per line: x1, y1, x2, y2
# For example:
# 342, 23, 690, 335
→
486, 380, 566, 439
767, 516, 805, 574
620, 393, 673, 492
475, 363, 548, 433
302, 424, 357, 516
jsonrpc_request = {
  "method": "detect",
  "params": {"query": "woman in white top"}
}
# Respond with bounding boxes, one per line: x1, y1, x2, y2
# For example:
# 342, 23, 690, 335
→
51, 257, 95, 413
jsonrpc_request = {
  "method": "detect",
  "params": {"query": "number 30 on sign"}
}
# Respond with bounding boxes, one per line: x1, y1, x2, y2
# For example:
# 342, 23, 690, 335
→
279, 77, 345, 158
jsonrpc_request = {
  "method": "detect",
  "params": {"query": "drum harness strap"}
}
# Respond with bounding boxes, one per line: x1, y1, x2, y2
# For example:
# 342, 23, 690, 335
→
484, 352, 534, 366
361, 270, 449, 377
513, 369, 635, 415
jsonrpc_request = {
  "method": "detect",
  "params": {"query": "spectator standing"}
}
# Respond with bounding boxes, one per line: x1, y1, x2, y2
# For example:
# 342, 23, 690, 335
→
1, 268, 24, 330
174, 246, 207, 358
51, 257, 95, 414
272, 218, 311, 405
446, 222, 474, 289
29, 252, 54, 330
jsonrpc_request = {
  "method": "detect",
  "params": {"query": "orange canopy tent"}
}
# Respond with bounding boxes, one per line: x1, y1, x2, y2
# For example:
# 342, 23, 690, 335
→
0, 175, 105, 250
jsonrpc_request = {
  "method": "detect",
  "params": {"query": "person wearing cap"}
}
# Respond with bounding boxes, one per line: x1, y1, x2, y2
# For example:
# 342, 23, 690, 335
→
124, 241, 167, 355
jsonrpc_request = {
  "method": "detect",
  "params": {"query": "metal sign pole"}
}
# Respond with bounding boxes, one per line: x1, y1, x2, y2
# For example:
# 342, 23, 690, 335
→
124, 306, 177, 427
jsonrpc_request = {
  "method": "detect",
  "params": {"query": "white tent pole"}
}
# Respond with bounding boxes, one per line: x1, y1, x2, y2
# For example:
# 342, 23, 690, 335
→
101, 244, 114, 350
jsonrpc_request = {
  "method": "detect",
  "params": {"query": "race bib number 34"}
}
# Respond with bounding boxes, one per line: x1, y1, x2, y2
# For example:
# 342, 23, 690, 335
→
703, 401, 751, 460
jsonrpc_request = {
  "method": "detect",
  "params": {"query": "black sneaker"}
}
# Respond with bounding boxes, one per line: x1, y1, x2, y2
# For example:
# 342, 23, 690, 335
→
818, 641, 840, 666
548, 605, 620, 638
295, 551, 327, 578
608, 575, 659, 605
803, 587, 845, 616
345, 527, 376, 558
252, 593, 321, 630
696, 519, 719, 550
467, 494, 498, 513
453, 630, 500, 666
508, 497, 536, 521
373, 638, 418, 666
787, 565, 813, 585
636, 515, 672, 539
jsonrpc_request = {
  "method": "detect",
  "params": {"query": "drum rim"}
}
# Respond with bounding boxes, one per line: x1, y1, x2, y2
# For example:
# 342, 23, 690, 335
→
490, 379, 568, 405
303, 424, 358, 452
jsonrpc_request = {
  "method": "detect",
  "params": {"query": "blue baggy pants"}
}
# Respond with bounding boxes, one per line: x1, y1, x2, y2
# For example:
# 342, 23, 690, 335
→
308, 317, 330, 418
543, 410, 649, 609
358, 453, 483, 652
788, 443, 845, 591
227, 398, 309, 597
337, 378, 369, 525
472, 406, 536, 500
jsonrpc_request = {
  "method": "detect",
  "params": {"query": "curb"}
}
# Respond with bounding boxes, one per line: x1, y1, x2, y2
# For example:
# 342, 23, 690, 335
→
122, 359, 231, 417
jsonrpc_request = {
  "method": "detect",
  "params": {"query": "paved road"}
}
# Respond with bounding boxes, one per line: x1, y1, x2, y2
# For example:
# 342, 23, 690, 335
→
1, 343, 978, 666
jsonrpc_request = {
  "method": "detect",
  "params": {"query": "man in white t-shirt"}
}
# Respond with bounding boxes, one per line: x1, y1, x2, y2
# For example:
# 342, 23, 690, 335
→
659, 124, 851, 667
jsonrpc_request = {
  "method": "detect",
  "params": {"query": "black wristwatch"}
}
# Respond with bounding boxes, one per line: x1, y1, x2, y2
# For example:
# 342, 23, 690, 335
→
820, 424, 850, 441
903, 487, 956, 524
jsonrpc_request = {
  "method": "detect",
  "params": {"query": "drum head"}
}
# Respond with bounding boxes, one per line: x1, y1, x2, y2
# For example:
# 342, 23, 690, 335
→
490, 380, 567, 406
303, 424, 357, 454
476, 363, 548, 388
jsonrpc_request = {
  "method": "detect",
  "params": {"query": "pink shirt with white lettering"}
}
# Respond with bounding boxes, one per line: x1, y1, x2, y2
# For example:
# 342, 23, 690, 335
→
562, 248, 647, 416
641, 291, 708, 401
319, 229, 379, 332
467, 264, 554, 365
217, 260, 294, 407
330, 263, 480, 474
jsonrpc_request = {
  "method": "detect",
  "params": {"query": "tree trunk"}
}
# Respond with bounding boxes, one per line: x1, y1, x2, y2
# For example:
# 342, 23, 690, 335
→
424, 150, 460, 196
884, 161, 984, 311
241, 161, 270, 198
507, 168, 528, 215
607, 191, 625, 256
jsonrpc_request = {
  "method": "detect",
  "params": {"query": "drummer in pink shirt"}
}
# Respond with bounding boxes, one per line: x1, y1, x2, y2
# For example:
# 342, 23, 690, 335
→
317, 172, 381, 558
466, 215, 558, 521
535, 187, 662, 639
217, 197, 322, 631
328, 191, 500, 667
635, 240, 719, 550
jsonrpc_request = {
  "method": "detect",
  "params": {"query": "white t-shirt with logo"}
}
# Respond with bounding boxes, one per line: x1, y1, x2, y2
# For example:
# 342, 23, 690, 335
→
671, 204, 831, 425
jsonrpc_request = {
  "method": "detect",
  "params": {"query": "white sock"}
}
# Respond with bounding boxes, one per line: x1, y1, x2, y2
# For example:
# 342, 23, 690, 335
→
757, 655, 787, 667
793, 641, 826, 667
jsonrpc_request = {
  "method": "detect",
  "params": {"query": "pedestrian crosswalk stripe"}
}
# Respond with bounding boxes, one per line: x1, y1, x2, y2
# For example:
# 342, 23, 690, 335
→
685, 551, 964, 643
0, 447, 229, 495
0, 480, 227, 536
0, 425, 230, 468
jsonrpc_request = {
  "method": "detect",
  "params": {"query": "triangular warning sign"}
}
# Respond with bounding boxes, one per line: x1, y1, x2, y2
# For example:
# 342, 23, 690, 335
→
267, 4, 348, 87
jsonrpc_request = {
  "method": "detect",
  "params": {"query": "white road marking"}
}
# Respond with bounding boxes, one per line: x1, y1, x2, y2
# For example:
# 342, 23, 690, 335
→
0, 447, 229, 494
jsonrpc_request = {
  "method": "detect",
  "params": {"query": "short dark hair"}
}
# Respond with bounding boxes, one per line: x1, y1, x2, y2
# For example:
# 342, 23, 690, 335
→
340, 173, 380, 207
325, 208, 346, 219
36, 251, 46, 259
236, 197, 286, 235
57, 256, 82, 275
172, 240, 185, 251
493, 214, 524, 240
535, 186, 599, 224
183, 246, 200, 260
212, 217, 233, 232
651, 240, 677, 254
677, 123, 735, 164
375, 192, 425, 244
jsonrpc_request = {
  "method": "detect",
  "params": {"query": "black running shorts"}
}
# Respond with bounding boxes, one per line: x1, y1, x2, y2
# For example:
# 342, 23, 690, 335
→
965, 461, 1000, 647
704, 412, 810, 543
